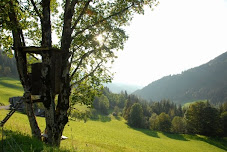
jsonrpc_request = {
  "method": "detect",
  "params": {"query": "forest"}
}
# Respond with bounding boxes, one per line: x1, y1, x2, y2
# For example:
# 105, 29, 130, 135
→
0, 50, 19, 78
72, 87, 227, 137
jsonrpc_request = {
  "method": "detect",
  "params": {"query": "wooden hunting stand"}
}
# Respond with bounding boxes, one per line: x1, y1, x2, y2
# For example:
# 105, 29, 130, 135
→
0, 46, 62, 127
19, 46, 62, 96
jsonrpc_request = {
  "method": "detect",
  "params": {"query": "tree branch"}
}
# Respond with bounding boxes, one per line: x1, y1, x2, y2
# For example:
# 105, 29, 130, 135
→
74, 3, 134, 37
70, 32, 111, 80
29, 0, 43, 21
71, 61, 102, 87
61, 0, 78, 52
70, 49, 96, 80
71, 0, 92, 30
69, 40, 87, 66
28, 53, 39, 60
71, 0, 79, 7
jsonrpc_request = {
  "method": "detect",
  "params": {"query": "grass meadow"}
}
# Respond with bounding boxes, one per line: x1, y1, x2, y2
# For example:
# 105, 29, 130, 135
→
0, 110, 226, 152
0, 77, 227, 151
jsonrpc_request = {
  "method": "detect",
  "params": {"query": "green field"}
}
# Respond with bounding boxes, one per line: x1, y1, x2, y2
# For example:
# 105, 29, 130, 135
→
0, 77, 227, 152
0, 77, 23, 105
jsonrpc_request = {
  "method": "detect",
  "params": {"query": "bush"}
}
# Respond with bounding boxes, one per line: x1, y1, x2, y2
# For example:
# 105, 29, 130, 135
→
90, 109, 99, 119
71, 110, 91, 122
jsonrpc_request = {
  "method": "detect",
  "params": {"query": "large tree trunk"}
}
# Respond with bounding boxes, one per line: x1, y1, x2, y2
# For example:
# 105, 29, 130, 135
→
40, 0, 72, 146
8, 0, 41, 140
9, 0, 74, 147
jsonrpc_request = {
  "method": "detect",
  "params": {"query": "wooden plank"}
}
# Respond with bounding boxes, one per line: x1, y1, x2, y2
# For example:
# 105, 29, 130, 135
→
18, 46, 61, 53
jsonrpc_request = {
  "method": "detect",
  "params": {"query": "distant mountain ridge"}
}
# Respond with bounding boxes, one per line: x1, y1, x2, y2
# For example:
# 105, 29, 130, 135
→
134, 52, 227, 104
104, 83, 142, 94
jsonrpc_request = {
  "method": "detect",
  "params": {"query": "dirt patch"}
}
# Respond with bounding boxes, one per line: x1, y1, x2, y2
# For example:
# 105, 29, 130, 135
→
0, 105, 10, 110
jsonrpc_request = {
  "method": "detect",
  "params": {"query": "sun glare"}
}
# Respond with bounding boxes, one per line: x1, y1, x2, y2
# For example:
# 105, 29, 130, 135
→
96, 34, 105, 44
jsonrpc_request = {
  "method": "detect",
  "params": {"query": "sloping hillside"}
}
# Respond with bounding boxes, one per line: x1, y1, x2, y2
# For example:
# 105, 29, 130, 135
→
134, 52, 227, 104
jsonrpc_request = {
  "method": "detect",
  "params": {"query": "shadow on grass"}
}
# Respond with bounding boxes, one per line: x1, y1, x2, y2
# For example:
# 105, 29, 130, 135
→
1, 129, 70, 152
163, 132, 188, 141
91, 115, 111, 122
99, 115, 111, 122
0, 81, 23, 90
130, 127, 160, 138
114, 116, 122, 121
185, 134, 227, 151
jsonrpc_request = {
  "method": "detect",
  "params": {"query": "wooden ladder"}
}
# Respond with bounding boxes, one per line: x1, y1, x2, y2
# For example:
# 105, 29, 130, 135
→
0, 97, 24, 127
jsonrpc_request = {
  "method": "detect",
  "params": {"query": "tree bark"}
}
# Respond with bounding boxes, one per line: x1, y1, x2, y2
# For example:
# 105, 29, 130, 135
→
8, 0, 41, 140
25, 92, 41, 139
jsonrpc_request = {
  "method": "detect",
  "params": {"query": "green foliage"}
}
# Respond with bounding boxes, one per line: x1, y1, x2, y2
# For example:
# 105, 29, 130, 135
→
70, 109, 90, 123
122, 94, 139, 120
220, 111, 227, 137
219, 102, 227, 113
149, 112, 158, 130
156, 112, 171, 132
128, 103, 143, 128
113, 106, 120, 116
71, 80, 103, 108
185, 101, 220, 136
171, 116, 186, 133
0, 50, 19, 78
150, 99, 183, 116
93, 95, 110, 114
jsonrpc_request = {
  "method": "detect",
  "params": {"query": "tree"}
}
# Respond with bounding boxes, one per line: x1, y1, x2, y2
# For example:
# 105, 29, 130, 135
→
156, 112, 171, 132
149, 112, 158, 130
171, 116, 186, 133
220, 111, 227, 137
0, 0, 158, 146
128, 103, 144, 128
113, 106, 120, 116
185, 101, 220, 136
123, 95, 138, 120
98, 95, 110, 114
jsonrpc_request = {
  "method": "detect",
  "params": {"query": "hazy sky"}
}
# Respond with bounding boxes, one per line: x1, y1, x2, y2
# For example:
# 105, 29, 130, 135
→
111, 0, 227, 87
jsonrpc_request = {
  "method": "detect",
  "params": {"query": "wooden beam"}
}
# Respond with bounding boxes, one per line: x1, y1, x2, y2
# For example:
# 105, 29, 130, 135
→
17, 46, 61, 54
